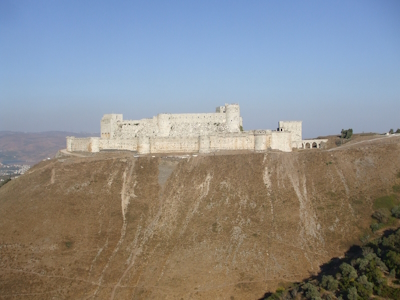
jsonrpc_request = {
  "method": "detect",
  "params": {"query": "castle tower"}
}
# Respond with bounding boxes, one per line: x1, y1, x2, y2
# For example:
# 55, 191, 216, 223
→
278, 121, 302, 142
225, 104, 241, 133
101, 114, 123, 139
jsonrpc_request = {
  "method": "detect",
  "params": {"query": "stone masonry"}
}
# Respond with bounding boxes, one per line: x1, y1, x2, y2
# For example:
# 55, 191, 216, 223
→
66, 104, 327, 154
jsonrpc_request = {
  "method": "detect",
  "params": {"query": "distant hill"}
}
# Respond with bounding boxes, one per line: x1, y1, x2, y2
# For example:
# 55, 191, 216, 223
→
0, 134, 399, 299
0, 131, 97, 165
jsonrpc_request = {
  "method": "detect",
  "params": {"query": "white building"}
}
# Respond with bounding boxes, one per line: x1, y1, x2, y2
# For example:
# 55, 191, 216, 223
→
67, 104, 327, 154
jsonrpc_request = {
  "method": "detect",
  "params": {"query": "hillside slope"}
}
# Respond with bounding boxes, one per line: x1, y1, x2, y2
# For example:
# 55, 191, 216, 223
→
0, 135, 399, 299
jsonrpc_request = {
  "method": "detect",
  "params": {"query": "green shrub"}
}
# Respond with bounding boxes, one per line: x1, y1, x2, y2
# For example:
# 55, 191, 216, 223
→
322, 275, 339, 292
356, 258, 370, 271
340, 263, 358, 280
354, 279, 373, 299
362, 247, 374, 256
389, 129, 394, 134
380, 284, 400, 299
302, 283, 321, 300
260, 223, 400, 300
374, 257, 388, 272
324, 294, 335, 300
393, 206, 400, 218
389, 269, 396, 278
370, 223, 380, 232
384, 251, 400, 274
381, 229, 400, 250
341, 129, 353, 139
372, 208, 391, 223
396, 129, 400, 134
347, 287, 358, 300
265, 293, 281, 300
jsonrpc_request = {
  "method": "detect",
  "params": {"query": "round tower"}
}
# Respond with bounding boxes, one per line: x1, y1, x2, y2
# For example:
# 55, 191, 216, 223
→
225, 104, 240, 133
157, 114, 171, 137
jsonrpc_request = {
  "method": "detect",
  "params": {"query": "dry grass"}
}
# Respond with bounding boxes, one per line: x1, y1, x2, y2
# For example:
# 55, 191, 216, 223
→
0, 135, 400, 299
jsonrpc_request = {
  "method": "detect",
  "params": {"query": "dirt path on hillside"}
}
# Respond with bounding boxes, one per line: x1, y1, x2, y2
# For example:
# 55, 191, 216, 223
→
327, 134, 400, 151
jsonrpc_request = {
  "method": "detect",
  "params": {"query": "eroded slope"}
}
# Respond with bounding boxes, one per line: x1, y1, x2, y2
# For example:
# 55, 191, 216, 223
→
0, 136, 400, 299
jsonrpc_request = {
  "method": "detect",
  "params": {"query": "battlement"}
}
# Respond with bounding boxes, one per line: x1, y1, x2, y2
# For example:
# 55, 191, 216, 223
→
67, 104, 326, 154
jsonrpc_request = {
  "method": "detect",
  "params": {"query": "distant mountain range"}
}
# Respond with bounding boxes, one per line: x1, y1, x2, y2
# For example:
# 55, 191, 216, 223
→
0, 131, 97, 165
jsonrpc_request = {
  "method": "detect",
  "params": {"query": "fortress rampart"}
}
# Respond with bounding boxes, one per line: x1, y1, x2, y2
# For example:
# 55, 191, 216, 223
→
67, 104, 327, 154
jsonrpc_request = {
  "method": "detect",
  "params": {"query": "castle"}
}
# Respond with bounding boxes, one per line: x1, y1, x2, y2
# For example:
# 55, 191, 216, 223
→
66, 104, 327, 154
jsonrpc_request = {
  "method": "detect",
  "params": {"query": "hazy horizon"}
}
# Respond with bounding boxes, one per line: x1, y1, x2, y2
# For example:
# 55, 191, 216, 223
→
1, 1, 399, 139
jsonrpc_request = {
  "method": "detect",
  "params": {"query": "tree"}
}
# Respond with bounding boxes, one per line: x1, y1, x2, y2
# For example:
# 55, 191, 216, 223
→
347, 287, 358, 300
341, 129, 353, 139
340, 263, 358, 280
389, 129, 394, 134
322, 275, 339, 291
347, 129, 353, 139
302, 283, 321, 300
341, 129, 346, 139
396, 129, 400, 134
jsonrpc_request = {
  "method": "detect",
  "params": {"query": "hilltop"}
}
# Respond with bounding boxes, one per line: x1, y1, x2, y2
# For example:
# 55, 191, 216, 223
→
0, 134, 399, 299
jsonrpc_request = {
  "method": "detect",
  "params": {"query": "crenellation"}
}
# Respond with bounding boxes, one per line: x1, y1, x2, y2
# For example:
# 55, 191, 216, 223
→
68, 104, 327, 154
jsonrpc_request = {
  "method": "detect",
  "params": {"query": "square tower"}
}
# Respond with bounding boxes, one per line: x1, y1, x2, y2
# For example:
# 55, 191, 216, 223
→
101, 114, 123, 139
278, 121, 302, 142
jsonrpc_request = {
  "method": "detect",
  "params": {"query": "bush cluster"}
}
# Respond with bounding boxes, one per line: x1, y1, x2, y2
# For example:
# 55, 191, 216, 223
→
370, 201, 400, 233
263, 228, 400, 300
389, 129, 400, 134
341, 129, 353, 139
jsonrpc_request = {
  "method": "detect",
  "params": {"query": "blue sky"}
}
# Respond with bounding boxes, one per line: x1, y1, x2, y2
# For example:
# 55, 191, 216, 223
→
1, 0, 399, 138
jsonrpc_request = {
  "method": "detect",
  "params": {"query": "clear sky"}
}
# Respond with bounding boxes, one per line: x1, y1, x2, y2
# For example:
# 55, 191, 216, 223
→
1, 0, 399, 138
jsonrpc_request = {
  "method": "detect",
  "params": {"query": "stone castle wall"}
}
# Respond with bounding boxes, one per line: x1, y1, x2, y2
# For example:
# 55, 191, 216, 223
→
67, 137, 99, 152
101, 104, 243, 140
67, 103, 326, 154
67, 131, 291, 154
